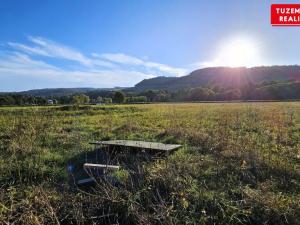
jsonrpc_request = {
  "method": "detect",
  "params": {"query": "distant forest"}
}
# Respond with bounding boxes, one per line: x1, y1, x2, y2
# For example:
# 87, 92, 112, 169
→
0, 80, 299, 106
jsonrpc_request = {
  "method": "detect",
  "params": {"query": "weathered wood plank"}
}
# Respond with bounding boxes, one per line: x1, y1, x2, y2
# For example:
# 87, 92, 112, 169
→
83, 163, 120, 170
90, 140, 181, 152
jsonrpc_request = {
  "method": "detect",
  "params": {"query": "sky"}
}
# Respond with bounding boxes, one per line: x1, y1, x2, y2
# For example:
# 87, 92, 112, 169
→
0, 0, 300, 91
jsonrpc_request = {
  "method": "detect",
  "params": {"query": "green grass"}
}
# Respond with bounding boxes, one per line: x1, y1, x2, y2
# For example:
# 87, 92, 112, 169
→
0, 102, 299, 224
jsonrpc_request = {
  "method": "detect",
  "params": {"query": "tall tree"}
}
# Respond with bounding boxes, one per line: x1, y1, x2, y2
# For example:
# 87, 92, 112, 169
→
72, 94, 90, 105
113, 91, 125, 103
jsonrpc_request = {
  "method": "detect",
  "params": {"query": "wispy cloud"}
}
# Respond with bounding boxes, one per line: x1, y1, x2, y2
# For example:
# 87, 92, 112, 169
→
8, 42, 51, 57
0, 36, 189, 91
8, 36, 186, 76
100, 53, 187, 76
0, 52, 155, 88
8, 36, 117, 68
0, 52, 59, 73
97, 53, 144, 65
9, 36, 91, 66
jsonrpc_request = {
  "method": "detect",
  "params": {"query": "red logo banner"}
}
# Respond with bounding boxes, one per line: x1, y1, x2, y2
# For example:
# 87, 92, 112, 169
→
271, 4, 300, 26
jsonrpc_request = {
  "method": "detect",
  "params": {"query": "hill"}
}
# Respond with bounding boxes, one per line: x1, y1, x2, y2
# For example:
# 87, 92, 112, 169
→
1, 65, 300, 102
134, 66, 300, 91
17, 88, 97, 97
3, 87, 128, 97
133, 76, 178, 91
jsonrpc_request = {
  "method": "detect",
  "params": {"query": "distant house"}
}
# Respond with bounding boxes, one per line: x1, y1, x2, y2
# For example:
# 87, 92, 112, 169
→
47, 99, 57, 105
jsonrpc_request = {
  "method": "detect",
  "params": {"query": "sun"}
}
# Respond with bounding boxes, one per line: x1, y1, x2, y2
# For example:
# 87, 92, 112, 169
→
215, 37, 260, 67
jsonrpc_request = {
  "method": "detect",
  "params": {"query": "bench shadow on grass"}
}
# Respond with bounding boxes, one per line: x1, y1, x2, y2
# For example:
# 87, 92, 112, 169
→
66, 145, 169, 187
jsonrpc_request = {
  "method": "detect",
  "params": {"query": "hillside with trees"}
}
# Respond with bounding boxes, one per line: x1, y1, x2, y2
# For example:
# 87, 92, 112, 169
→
134, 66, 300, 91
1, 66, 300, 105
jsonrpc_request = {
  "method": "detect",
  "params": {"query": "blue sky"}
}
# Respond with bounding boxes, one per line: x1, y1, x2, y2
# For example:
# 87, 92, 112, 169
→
0, 0, 300, 91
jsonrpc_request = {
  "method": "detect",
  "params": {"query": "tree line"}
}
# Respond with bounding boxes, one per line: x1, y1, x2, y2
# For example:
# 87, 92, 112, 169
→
0, 80, 299, 106
137, 80, 300, 102
0, 91, 145, 106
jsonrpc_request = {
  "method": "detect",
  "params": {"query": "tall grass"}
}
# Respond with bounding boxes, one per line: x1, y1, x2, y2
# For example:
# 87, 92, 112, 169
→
0, 103, 299, 224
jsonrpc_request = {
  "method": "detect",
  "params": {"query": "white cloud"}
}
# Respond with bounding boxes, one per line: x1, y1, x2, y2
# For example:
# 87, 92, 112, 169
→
1, 36, 190, 91
9, 36, 116, 68
8, 37, 90, 66
8, 36, 187, 76
0, 52, 59, 71
28, 36, 92, 66
0, 52, 154, 88
144, 61, 187, 76
100, 53, 187, 76
8, 42, 50, 57
100, 53, 144, 65
8, 36, 186, 76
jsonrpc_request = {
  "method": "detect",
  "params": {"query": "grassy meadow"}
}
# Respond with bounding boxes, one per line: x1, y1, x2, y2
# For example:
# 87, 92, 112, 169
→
0, 102, 300, 224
